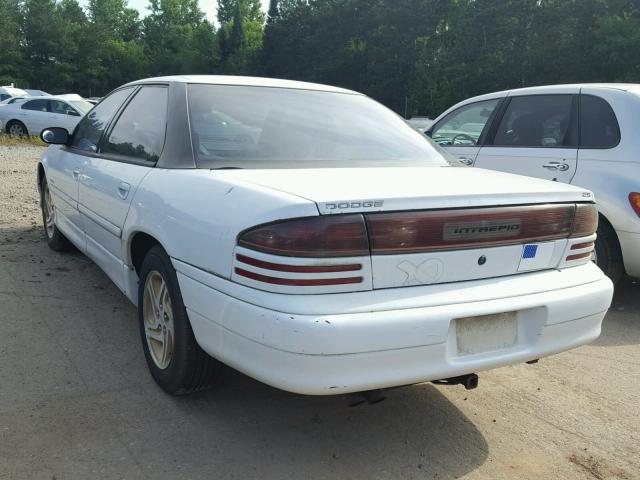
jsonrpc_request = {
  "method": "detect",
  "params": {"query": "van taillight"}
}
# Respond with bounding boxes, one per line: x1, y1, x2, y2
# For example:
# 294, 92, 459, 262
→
238, 214, 369, 257
630, 193, 640, 217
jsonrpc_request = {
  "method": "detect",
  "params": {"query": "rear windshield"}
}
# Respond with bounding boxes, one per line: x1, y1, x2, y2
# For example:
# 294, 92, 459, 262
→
187, 84, 455, 169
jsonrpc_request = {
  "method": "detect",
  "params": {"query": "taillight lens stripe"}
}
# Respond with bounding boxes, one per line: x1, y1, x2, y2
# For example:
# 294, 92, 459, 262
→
570, 241, 594, 250
235, 267, 363, 286
366, 204, 577, 254
566, 251, 593, 261
236, 254, 362, 273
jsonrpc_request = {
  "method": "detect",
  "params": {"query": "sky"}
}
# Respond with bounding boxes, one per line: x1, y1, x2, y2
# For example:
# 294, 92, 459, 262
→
78, 1, 270, 23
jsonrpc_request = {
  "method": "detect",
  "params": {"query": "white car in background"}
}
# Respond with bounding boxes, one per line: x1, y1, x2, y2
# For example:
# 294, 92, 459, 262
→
0, 96, 93, 136
0, 96, 28, 105
37, 76, 612, 396
428, 84, 640, 283
0, 85, 28, 102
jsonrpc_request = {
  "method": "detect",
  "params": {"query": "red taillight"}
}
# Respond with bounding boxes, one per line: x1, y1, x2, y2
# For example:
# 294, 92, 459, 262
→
238, 214, 369, 258
365, 204, 577, 254
570, 203, 599, 238
630, 193, 640, 217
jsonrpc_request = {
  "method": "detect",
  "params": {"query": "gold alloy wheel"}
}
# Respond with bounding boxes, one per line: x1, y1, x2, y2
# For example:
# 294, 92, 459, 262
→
43, 182, 55, 239
143, 271, 175, 370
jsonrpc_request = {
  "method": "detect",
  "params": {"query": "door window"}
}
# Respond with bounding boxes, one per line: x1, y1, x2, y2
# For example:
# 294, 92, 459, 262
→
580, 95, 620, 148
21, 99, 48, 112
493, 95, 576, 147
71, 87, 135, 152
101, 86, 168, 163
431, 99, 500, 146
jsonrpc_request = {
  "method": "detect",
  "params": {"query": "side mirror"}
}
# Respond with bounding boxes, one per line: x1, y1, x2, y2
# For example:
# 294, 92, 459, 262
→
425, 130, 433, 138
67, 110, 81, 117
41, 127, 69, 145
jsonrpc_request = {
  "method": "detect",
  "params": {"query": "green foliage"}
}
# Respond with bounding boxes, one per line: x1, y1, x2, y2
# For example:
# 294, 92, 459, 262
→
5, 0, 640, 117
0, 0, 25, 85
217, 0, 264, 23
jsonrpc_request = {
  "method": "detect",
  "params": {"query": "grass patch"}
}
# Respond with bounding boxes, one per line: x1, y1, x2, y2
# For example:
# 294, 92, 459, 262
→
0, 133, 46, 147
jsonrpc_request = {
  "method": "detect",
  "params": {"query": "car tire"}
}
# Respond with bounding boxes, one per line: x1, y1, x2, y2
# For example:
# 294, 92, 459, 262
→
138, 245, 222, 395
594, 220, 624, 284
6, 120, 27, 137
40, 176, 73, 251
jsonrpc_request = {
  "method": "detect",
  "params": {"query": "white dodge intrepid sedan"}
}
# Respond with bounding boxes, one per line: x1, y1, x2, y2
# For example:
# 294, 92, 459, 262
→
37, 76, 613, 396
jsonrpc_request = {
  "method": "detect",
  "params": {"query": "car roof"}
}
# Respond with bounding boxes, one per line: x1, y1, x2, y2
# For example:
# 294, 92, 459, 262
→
124, 75, 360, 95
481, 83, 640, 98
19, 96, 85, 102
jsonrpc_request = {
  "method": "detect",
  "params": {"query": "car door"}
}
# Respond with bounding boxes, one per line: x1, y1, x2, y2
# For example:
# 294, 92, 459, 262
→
48, 99, 82, 132
19, 99, 50, 134
475, 93, 579, 182
428, 98, 502, 166
78, 85, 169, 290
46, 87, 137, 251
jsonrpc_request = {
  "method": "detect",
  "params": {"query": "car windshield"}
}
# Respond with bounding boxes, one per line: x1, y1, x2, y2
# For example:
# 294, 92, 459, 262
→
187, 84, 455, 169
70, 100, 93, 114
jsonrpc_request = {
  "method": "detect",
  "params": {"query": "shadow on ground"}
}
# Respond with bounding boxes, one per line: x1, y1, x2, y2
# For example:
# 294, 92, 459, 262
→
1, 225, 489, 479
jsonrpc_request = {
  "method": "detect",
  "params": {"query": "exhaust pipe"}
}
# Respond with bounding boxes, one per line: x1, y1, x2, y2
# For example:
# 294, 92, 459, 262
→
349, 389, 387, 407
433, 373, 479, 390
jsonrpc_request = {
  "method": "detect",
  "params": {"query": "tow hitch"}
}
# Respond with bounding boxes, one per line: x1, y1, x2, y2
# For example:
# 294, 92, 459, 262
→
433, 373, 479, 390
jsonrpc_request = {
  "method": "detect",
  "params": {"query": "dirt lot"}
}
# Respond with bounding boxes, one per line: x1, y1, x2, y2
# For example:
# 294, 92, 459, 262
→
0, 145, 638, 480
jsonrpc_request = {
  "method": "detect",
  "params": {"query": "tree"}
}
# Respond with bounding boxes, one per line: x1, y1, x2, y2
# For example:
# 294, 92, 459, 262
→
143, 0, 218, 76
0, 0, 24, 86
266, 0, 279, 25
217, 0, 264, 24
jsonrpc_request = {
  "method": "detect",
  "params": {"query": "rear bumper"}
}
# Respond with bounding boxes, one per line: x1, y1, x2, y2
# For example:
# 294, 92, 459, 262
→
176, 262, 613, 395
618, 230, 640, 278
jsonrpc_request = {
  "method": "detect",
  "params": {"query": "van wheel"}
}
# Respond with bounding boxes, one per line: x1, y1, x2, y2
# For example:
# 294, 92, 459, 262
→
6, 120, 27, 137
594, 221, 624, 284
40, 177, 73, 251
138, 245, 222, 395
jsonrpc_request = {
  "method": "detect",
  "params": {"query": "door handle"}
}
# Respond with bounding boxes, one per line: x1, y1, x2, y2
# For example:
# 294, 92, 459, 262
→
117, 182, 131, 199
72, 168, 80, 180
458, 157, 474, 166
542, 162, 570, 172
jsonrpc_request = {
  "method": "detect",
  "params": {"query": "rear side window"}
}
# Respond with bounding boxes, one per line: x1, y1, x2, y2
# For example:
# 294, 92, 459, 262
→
431, 99, 500, 146
493, 95, 575, 147
21, 99, 48, 112
101, 86, 168, 163
580, 95, 620, 148
50, 100, 79, 116
71, 87, 135, 152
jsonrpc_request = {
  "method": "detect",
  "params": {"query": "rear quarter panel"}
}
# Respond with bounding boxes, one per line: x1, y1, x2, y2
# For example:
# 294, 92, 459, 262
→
122, 168, 319, 280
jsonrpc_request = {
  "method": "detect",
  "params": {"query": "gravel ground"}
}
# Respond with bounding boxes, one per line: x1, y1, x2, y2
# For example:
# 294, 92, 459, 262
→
0, 145, 638, 480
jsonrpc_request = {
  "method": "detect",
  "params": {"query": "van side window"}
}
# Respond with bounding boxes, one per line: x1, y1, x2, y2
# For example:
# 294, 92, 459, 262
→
580, 95, 620, 148
493, 95, 575, 147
